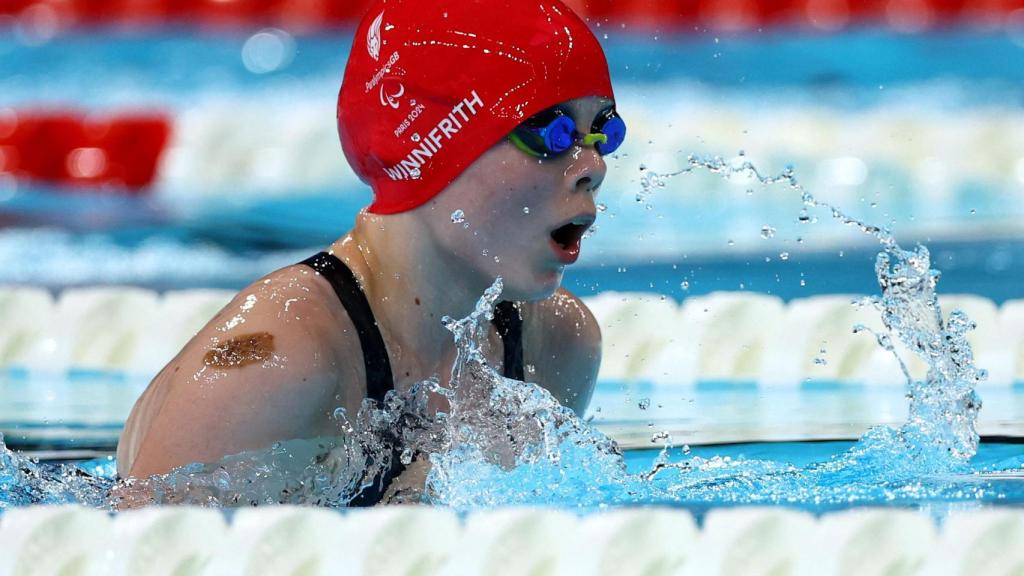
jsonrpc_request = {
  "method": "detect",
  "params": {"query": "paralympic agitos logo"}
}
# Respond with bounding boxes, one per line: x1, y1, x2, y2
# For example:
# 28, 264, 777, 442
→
380, 79, 405, 109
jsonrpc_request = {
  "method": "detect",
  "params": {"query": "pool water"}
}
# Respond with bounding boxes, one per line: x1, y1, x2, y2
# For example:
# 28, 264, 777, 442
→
65, 442, 1024, 487
23, 440, 1009, 517
625, 441, 1024, 473
625, 442, 1024, 514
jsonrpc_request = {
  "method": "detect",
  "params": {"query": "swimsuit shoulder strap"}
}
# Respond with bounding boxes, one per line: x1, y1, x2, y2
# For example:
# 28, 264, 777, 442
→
300, 252, 394, 402
493, 300, 525, 381
299, 252, 525, 391
297, 252, 525, 507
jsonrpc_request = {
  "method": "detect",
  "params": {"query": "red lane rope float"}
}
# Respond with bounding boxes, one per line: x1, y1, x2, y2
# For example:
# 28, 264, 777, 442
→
0, 0, 377, 30
0, 109, 172, 193
1, 0, 1022, 32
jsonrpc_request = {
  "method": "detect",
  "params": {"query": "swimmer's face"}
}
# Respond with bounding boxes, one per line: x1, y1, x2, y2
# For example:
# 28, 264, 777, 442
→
421, 96, 612, 301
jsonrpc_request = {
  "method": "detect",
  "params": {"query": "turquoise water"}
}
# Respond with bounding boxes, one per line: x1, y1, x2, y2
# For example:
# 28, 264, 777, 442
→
11, 441, 1019, 516
624, 442, 1024, 514
58, 441, 1022, 490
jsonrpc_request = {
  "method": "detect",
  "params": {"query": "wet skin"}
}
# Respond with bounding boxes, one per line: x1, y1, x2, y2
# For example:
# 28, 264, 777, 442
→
118, 96, 611, 484
203, 332, 275, 368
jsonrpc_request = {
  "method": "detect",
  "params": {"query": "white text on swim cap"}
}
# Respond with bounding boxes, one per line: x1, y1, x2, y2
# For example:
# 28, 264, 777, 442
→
384, 90, 485, 181
365, 51, 401, 93
394, 101, 426, 137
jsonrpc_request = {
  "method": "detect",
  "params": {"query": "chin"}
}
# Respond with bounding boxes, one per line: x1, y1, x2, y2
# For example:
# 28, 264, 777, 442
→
500, 268, 563, 302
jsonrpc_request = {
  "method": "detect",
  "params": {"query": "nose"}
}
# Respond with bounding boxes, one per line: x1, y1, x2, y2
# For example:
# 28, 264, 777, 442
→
565, 147, 607, 196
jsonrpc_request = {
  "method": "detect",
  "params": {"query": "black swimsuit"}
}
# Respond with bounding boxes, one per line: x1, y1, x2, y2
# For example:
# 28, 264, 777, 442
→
300, 252, 524, 505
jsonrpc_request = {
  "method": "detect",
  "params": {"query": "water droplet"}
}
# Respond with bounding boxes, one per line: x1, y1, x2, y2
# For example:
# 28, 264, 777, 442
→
638, 398, 651, 410
760, 225, 776, 239
596, 203, 607, 213
779, 251, 790, 261
450, 209, 465, 224
522, 206, 530, 214
680, 281, 690, 290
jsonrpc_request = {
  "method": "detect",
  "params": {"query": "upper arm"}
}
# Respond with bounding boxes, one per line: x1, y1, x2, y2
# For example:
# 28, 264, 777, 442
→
522, 288, 602, 414
121, 267, 359, 478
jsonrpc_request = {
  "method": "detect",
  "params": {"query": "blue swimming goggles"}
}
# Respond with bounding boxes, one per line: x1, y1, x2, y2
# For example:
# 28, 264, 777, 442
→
509, 105, 626, 159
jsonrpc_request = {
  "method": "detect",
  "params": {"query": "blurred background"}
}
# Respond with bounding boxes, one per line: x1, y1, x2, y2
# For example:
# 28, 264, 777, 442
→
2, 0, 1024, 452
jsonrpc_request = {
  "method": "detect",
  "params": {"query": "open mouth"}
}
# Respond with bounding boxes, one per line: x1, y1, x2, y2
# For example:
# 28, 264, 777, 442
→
549, 215, 594, 264
550, 222, 588, 249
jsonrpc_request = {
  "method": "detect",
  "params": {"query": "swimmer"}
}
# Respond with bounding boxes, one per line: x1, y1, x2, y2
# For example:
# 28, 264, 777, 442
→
116, 0, 624, 505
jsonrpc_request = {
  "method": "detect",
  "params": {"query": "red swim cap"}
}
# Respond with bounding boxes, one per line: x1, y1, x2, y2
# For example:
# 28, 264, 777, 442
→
337, 0, 614, 214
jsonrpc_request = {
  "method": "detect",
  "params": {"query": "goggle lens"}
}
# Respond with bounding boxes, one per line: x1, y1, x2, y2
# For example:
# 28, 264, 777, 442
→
594, 114, 626, 156
510, 107, 626, 158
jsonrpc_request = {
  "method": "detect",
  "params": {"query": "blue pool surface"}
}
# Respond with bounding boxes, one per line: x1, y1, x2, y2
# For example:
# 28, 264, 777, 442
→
5, 30, 1024, 105
40, 441, 1021, 519
625, 441, 1024, 473
61, 441, 1024, 515
621, 441, 1024, 516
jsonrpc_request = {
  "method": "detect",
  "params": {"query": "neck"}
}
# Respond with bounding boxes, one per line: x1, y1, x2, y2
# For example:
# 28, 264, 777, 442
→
331, 210, 496, 382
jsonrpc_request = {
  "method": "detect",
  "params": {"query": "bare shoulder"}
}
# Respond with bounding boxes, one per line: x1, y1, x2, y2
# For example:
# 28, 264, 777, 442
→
520, 288, 602, 414
524, 287, 601, 350
191, 263, 358, 379
119, 263, 364, 478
